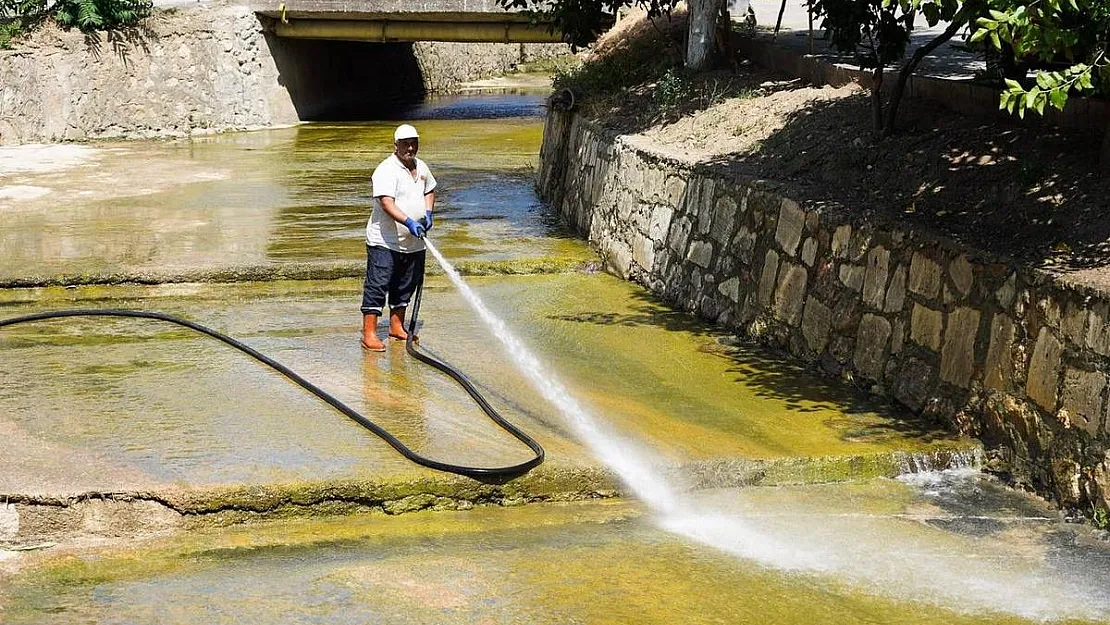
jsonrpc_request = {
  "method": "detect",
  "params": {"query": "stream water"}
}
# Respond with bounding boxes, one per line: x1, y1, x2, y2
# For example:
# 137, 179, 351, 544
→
2, 89, 1110, 624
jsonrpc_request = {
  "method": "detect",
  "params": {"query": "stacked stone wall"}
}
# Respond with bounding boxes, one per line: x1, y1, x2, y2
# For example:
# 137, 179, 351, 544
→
539, 109, 1110, 524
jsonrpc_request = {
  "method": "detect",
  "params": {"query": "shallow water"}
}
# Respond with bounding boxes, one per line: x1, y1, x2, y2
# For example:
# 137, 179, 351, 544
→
0, 273, 962, 490
0, 113, 585, 280
1, 89, 1095, 624
3, 473, 1108, 624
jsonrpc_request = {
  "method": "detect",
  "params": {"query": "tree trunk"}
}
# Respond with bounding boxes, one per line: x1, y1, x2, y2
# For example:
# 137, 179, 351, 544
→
687, 0, 721, 71
882, 10, 969, 135
872, 65, 884, 134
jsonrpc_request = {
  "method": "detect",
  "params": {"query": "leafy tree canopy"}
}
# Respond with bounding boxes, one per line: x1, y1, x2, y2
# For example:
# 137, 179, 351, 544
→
972, 0, 1110, 116
1, 0, 152, 47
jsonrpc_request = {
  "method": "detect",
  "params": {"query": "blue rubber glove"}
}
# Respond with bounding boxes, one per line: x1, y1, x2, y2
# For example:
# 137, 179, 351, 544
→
420, 213, 434, 232
403, 217, 426, 238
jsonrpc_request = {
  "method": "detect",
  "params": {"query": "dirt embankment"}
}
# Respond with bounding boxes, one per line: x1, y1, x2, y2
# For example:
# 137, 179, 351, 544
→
567, 11, 1108, 279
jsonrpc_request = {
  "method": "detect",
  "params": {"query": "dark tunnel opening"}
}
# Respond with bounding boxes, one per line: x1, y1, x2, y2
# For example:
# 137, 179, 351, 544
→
263, 33, 428, 121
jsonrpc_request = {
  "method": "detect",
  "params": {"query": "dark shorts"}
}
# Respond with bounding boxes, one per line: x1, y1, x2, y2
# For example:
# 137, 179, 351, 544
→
361, 245, 427, 315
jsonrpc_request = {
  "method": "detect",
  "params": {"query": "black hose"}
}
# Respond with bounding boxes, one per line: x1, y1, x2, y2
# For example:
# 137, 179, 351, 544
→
0, 291, 544, 480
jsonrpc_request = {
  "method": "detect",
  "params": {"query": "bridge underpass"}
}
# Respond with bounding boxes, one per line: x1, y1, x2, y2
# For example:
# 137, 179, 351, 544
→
248, 0, 565, 120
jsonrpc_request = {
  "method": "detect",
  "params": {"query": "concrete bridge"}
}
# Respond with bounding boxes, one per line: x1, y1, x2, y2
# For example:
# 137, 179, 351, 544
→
251, 0, 564, 43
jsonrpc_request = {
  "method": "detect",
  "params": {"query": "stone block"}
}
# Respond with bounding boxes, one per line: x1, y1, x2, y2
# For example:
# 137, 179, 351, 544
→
667, 215, 692, 255
687, 240, 714, 269
1027, 328, 1064, 412
801, 237, 818, 267
939, 307, 980, 389
894, 357, 935, 411
839, 263, 865, 293
984, 313, 1015, 392
711, 196, 737, 245
802, 296, 833, 353
948, 254, 974, 297
775, 198, 805, 256
909, 252, 942, 299
884, 266, 907, 313
757, 249, 780, 307
665, 176, 687, 208
832, 224, 852, 258
1060, 368, 1106, 436
632, 233, 655, 271
854, 314, 892, 381
891, 319, 905, 355
718, 277, 740, 304
1061, 301, 1087, 345
996, 273, 1017, 309
603, 240, 633, 278
910, 304, 943, 351
773, 263, 809, 326
862, 246, 891, 310
732, 226, 758, 265
1085, 302, 1110, 357
649, 204, 675, 242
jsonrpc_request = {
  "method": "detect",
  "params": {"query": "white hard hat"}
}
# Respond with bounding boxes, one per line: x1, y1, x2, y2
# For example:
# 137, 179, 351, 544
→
394, 124, 419, 141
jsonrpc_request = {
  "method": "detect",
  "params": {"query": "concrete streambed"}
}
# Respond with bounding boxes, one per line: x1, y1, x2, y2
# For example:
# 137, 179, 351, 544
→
4, 91, 1099, 623
3, 473, 1109, 624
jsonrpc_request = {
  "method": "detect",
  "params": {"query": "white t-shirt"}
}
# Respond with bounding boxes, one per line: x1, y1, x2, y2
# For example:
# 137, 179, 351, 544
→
367, 154, 437, 253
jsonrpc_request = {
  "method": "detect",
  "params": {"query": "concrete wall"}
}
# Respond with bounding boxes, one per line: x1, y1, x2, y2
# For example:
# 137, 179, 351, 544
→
539, 109, 1110, 525
0, 1, 567, 144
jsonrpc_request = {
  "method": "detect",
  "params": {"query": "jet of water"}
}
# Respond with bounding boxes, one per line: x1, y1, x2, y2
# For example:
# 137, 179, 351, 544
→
424, 240, 679, 515
423, 239, 1110, 622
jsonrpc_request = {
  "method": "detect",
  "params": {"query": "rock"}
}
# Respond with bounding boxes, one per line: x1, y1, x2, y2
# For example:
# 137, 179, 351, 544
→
711, 196, 737, 245
854, 314, 892, 381
775, 198, 805, 256
894, 358, 935, 411
839, 263, 865, 293
686, 240, 714, 269
801, 237, 818, 267
667, 215, 693, 255
862, 246, 891, 310
939, 307, 980, 389
773, 263, 808, 326
996, 273, 1017, 308
1060, 368, 1107, 436
909, 252, 942, 299
884, 266, 907, 313
831, 224, 852, 258
632, 233, 655, 271
802, 296, 832, 352
718, 277, 740, 304
948, 254, 974, 297
984, 313, 1015, 392
1026, 328, 1064, 412
910, 304, 944, 351
757, 249, 780, 307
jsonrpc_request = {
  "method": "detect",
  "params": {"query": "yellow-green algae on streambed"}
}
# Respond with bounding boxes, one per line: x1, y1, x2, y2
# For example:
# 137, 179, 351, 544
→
3, 480, 1106, 625
0, 271, 969, 497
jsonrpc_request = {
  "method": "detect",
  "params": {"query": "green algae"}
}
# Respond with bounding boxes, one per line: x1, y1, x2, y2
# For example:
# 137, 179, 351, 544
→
3, 493, 1100, 625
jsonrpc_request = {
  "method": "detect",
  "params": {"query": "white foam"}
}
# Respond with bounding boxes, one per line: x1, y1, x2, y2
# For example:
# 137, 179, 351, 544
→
0, 185, 51, 201
0, 144, 97, 174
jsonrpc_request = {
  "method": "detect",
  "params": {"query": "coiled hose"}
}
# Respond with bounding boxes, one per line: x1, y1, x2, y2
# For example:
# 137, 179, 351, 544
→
0, 285, 545, 481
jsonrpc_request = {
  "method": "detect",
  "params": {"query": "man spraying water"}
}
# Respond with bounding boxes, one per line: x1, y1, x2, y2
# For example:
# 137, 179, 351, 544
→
360, 124, 437, 352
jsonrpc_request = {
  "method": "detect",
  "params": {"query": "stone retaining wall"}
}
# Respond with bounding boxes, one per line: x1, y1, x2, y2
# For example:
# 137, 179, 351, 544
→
539, 109, 1110, 525
0, 1, 566, 144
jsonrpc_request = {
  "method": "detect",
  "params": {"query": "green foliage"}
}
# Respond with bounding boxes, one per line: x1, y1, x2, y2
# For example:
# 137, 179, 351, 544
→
1094, 505, 1109, 529
652, 67, 691, 109
809, 0, 964, 67
499, 0, 679, 50
972, 0, 1110, 117
0, 0, 151, 47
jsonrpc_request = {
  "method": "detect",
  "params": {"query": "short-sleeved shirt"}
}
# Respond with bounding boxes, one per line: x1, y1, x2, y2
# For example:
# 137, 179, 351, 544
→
367, 154, 437, 253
